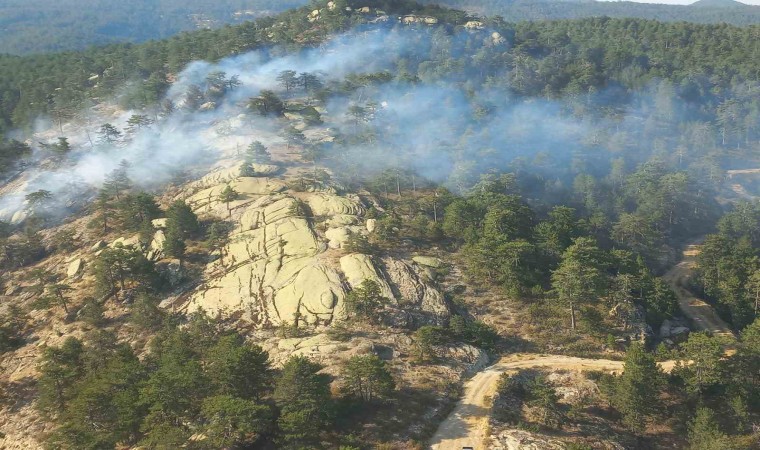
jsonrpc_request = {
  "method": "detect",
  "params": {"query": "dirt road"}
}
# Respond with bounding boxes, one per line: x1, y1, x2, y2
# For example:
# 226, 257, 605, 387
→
428, 354, 677, 450
662, 241, 734, 339
429, 240, 729, 450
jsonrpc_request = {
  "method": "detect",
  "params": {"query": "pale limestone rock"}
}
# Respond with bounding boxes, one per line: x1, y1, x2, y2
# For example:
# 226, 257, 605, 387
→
4, 285, 21, 296
151, 218, 168, 229
274, 264, 346, 324
186, 177, 286, 216
325, 214, 359, 227
490, 429, 566, 450
339, 254, 395, 300
443, 344, 489, 373
325, 226, 363, 249
465, 20, 485, 29
412, 256, 443, 268
109, 234, 141, 249
381, 257, 448, 318
325, 227, 350, 249
66, 258, 84, 278
10, 210, 27, 224
366, 218, 377, 233
306, 193, 364, 216
250, 163, 281, 176
90, 240, 106, 253
148, 231, 166, 261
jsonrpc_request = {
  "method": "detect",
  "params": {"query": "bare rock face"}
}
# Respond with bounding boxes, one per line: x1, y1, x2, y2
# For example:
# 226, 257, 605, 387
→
340, 253, 396, 299
147, 231, 166, 261
183, 171, 449, 328
381, 257, 448, 321
325, 226, 363, 249
442, 344, 489, 373
66, 258, 84, 278
250, 163, 281, 177
188, 194, 342, 326
306, 193, 364, 216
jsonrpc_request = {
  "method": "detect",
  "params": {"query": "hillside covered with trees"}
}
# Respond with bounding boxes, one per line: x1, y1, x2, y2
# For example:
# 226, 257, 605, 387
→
0, 1, 759, 449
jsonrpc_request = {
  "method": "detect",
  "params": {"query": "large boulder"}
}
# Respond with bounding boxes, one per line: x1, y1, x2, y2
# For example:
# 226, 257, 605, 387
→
66, 258, 84, 278
147, 231, 166, 260
340, 253, 395, 300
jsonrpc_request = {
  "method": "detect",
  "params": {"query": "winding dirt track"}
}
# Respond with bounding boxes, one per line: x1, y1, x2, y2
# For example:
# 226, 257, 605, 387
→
429, 241, 731, 450
662, 241, 734, 339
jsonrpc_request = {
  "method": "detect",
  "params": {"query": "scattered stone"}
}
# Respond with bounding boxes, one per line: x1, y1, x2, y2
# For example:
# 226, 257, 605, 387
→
671, 326, 691, 343
90, 240, 106, 252
412, 256, 443, 269
199, 101, 216, 111
366, 218, 377, 233
66, 258, 84, 278
151, 218, 168, 229
444, 344, 489, 373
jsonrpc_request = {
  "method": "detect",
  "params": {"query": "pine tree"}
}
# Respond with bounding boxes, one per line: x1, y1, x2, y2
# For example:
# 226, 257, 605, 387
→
274, 356, 332, 449
611, 342, 663, 432
341, 355, 395, 402
218, 185, 239, 218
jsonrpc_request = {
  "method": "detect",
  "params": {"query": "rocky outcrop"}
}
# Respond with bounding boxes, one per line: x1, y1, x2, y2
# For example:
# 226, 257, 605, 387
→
147, 231, 166, 261
186, 177, 287, 216
381, 257, 448, 321
609, 302, 654, 343
325, 226, 363, 249
443, 344, 489, 373
306, 193, 364, 216
183, 171, 449, 327
340, 253, 395, 299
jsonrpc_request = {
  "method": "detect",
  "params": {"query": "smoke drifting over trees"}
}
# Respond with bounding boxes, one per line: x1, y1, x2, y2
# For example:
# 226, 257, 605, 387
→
0, 21, 756, 225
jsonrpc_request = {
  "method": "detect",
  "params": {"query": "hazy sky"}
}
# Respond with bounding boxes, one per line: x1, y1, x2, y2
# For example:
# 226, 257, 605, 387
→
598, 0, 760, 4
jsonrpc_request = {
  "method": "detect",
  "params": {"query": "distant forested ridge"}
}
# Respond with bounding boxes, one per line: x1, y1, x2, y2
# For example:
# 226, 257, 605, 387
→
0, 0, 309, 55
3, 0, 760, 55
419, 0, 760, 25
0, 0, 758, 173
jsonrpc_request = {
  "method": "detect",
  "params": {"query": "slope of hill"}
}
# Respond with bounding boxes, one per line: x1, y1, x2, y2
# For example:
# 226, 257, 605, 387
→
0, 1, 759, 449
419, 0, 760, 24
3, 0, 760, 55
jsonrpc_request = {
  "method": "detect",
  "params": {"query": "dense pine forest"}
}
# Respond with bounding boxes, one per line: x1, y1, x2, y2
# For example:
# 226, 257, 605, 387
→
0, 1, 759, 449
